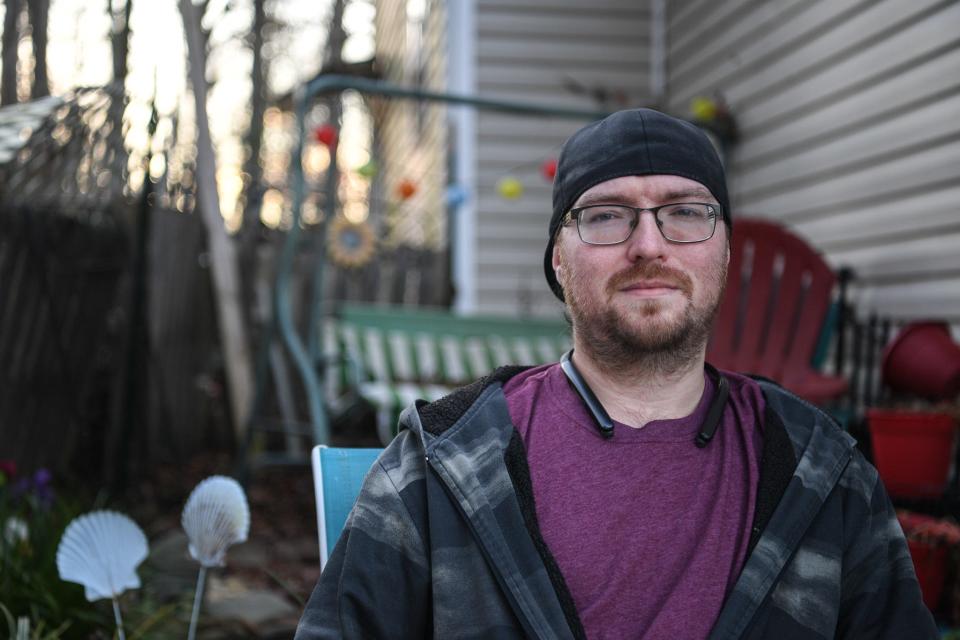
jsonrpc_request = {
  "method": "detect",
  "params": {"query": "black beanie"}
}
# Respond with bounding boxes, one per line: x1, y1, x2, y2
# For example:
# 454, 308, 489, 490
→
544, 108, 731, 301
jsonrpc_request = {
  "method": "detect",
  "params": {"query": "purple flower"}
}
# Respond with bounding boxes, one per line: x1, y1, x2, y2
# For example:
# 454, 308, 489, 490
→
31, 469, 54, 509
6, 469, 55, 510
33, 468, 51, 487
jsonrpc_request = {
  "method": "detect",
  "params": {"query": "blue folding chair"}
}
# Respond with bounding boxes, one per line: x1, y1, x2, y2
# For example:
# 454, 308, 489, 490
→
311, 445, 383, 568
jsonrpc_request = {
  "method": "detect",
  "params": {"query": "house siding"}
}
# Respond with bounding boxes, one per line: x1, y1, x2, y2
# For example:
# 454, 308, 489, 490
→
473, 0, 653, 316
665, 0, 960, 320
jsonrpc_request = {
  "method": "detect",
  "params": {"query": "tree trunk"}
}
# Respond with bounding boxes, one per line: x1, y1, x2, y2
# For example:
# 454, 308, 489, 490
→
105, 0, 132, 198
236, 0, 267, 334
240, 0, 266, 235
179, 0, 254, 441
26, 0, 48, 98
322, 0, 346, 68
109, 0, 133, 83
2, 0, 21, 105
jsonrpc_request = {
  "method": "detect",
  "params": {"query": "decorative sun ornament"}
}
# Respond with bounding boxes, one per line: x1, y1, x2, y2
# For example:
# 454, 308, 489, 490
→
313, 123, 338, 147
328, 216, 377, 269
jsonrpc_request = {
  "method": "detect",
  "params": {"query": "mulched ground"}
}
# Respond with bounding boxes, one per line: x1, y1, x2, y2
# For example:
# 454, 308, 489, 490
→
128, 451, 323, 606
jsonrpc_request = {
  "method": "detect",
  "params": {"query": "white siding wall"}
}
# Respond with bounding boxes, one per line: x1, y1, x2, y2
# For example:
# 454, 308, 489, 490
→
472, 0, 653, 316
666, 0, 960, 321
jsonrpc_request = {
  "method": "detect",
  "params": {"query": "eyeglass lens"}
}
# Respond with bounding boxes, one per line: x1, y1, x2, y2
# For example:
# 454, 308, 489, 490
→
577, 204, 717, 244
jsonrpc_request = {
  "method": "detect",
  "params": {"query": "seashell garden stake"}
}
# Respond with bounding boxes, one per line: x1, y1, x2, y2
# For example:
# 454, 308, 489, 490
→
56, 510, 148, 640
181, 475, 250, 640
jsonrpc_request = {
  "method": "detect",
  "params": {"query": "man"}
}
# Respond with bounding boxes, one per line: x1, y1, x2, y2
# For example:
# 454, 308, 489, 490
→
296, 109, 936, 639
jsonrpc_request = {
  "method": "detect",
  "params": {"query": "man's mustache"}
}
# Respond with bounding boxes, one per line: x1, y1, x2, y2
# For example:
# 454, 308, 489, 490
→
606, 263, 693, 297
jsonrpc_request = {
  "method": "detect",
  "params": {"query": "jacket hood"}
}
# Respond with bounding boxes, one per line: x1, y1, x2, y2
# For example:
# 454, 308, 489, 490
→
398, 365, 531, 442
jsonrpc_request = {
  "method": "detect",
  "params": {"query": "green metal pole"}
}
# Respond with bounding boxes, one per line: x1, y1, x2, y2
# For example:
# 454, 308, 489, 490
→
303, 75, 611, 120
277, 76, 608, 445
276, 86, 329, 446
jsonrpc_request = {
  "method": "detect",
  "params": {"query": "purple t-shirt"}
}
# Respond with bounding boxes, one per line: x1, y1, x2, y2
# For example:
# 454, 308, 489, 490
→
503, 363, 765, 640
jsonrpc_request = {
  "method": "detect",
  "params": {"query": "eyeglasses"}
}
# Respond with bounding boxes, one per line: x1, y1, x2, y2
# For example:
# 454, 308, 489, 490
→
565, 203, 722, 245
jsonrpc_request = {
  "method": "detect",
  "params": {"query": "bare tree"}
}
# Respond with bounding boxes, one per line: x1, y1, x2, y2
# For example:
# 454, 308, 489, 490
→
109, 0, 133, 83
237, 0, 268, 326
240, 0, 266, 236
2, 0, 21, 105
25, 0, 48, 98
179, 0, 254, 440
103, 0, 132, 192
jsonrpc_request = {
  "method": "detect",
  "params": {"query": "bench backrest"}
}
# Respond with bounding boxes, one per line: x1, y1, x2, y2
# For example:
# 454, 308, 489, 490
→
326, 304, 572, 388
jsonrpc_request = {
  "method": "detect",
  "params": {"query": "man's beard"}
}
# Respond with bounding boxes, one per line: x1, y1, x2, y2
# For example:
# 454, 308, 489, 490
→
563, 257, 727, 375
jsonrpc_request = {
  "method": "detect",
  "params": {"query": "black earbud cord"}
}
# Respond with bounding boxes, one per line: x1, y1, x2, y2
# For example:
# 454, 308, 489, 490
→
559, 349, 730, 447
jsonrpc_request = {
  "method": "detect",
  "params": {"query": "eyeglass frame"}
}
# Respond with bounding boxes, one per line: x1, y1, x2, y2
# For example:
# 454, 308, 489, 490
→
562, 202, 724, 245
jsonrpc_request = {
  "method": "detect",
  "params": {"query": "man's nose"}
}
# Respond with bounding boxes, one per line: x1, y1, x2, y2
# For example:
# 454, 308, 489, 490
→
625, 211, 668, 261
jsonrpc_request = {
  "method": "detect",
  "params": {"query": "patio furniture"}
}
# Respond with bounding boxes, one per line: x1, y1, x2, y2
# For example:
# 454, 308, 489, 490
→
311, 445, 383, 569
707, 218, 848, 405
324, 304, 570, 444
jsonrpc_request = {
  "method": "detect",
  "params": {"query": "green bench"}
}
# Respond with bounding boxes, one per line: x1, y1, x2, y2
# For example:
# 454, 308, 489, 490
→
323, 304, 571, 443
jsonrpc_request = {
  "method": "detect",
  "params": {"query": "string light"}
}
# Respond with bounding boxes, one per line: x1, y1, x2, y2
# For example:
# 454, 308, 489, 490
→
313, 124, 338, 147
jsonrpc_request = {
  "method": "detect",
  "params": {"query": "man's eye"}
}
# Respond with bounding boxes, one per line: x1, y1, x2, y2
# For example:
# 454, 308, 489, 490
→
666, 206, 708, 219
583, 209, 627, 224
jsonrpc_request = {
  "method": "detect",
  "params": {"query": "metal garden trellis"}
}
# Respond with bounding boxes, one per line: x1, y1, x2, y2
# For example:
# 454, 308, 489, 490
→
261, 75, 611, 454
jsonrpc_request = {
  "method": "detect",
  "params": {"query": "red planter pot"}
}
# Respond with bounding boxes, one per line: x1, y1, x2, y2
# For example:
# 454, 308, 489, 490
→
867, 410, 956, 498
907, 538, 949, 612
882, 322, 960, 401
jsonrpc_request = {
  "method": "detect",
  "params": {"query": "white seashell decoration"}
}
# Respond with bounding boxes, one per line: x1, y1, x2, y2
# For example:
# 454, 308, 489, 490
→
56, 510, 148, 602
181, 475, 250, 567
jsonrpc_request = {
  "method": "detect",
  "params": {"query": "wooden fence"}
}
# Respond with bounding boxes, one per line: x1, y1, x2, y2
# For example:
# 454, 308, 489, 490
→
0, 204, 126, 476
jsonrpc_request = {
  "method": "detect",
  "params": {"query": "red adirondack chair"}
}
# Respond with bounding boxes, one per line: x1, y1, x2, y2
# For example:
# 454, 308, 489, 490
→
707, 218, 847, 405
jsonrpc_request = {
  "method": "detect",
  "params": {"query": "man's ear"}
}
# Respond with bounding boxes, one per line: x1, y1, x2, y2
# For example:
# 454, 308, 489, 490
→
552, 242, 564, 286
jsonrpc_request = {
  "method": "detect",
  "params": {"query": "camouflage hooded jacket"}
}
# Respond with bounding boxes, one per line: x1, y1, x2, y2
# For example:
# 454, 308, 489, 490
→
296, 367, 937, 639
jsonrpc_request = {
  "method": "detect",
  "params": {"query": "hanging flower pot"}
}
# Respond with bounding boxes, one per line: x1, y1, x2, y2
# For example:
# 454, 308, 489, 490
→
867, 409, 956, 498
908, 538, 949, 612
882, 322, 960, 401
898, 510, 960, 612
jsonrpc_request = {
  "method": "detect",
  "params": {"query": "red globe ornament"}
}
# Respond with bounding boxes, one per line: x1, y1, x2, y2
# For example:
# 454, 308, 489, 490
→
313, 124, 338, 147
396, 179, 418, 200
541, 158, 558, 181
